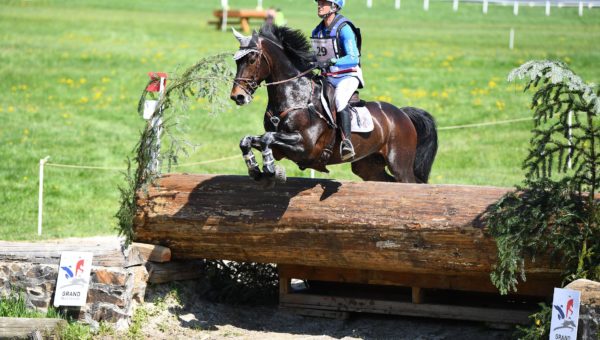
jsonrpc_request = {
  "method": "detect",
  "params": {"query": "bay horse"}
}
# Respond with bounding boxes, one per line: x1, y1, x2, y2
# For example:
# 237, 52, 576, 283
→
230, 25, 437, 184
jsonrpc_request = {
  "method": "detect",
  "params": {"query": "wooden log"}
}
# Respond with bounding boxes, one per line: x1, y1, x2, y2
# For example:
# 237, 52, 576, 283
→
0, 236, 134, 267
0, 317, 66, 339
133, 174, 563, 293
132, 242, 171, 263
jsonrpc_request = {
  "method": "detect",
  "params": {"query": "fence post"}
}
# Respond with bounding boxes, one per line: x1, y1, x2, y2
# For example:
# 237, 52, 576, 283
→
578, 1, 583, 16
367, 0, 373, 8
221, 0, 228, 32
509, 28, 515, 50
545, 0, 551, 16
453, 0, 459, 11
513, 1, 519, 15
395, 0, 401, 9
483, 0, 489, 13
38, 156, 50, 236
568, 111, 573, 169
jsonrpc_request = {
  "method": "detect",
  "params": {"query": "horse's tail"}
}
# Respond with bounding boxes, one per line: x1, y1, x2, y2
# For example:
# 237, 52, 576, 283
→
402, 107, 438, 183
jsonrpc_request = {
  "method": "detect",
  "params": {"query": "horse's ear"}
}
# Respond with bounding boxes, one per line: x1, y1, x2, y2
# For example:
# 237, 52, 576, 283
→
232, 27, 252, 47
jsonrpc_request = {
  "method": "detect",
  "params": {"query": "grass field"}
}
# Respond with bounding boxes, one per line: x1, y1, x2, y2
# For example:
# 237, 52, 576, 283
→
1, 0, 599, 240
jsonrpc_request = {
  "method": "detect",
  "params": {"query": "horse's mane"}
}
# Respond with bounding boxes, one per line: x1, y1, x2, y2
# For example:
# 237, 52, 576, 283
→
259, 25, 315, 71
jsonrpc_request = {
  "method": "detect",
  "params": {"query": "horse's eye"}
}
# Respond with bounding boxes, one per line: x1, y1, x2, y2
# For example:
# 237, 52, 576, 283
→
248, 55, 257, 64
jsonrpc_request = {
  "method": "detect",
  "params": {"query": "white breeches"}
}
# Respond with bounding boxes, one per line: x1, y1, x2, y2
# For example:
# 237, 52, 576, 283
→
327, 76, 360, 111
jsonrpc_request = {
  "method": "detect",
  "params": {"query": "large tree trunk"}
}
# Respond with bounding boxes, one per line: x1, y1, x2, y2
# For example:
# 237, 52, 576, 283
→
133, 174, 562, 295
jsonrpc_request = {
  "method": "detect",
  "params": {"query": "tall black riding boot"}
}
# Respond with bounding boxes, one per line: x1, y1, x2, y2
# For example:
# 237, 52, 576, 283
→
338, 107, 355, 161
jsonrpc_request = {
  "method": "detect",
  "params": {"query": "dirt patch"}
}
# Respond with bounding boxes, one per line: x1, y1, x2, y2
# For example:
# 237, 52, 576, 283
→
109, 280, 514, 339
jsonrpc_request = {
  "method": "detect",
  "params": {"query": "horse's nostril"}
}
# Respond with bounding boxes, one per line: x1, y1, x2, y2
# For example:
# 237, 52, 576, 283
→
235, 94, 246, 103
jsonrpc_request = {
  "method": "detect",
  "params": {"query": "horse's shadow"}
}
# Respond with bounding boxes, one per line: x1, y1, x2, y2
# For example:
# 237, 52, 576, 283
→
173, 174, 342, 227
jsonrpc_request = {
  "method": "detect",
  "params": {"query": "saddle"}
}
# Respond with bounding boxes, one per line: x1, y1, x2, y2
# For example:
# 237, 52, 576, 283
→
322, 80, 366, 121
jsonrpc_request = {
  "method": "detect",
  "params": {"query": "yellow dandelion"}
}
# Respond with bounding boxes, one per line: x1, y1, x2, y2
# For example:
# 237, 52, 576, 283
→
179, 43, 190, 49
442, 61, 450, 67
441, 91, 449, 98
120, 95, 126, 101
79, 96, 89, 104
0, 107, 3, 113
431, 91, 439, 98
23, 128, 29, 135
488, 80, 497, 89
535, 319, 541, 326
93, 91, 103, 100
141, 57, 147, 64
79, 78, 87, 85
62, 113, 70, 119
101, 77, 110, 83
8, 106, 15, 112
66, 78, 74, 86
473, 98, 482, 106
11, 86, 17, 92
383, 51, 392, 57
496, 100, 505, 111
23, 176, 28, 181
19, 84, 28, 91
48, 95, 54, 100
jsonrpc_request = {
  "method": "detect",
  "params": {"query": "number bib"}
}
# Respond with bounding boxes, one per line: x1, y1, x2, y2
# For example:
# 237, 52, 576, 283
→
311, 38, 337, 63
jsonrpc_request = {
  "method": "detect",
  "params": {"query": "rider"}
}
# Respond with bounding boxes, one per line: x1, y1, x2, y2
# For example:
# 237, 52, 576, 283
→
311, 0, 364, 161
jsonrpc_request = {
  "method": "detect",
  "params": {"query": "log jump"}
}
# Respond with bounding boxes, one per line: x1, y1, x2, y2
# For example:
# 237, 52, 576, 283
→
133, 173, 563, 323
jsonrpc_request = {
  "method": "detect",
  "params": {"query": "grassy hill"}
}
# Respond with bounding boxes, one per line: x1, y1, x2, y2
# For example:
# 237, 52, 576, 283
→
1, 0, 599, 240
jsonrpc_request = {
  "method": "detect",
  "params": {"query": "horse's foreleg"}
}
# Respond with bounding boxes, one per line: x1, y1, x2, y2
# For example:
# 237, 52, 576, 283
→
239, 135, 262, 181
259, 131, 304, 176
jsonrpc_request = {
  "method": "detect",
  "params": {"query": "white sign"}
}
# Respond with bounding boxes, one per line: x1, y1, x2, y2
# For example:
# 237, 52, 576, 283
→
549, 287, 581, 340
143, 100, 158, 120
54, 252, 93, 307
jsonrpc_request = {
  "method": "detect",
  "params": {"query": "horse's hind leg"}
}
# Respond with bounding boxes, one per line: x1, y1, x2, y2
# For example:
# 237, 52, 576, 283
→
386, 146, 417, 183
240, 135, 262, 181
351, 153, 395, 182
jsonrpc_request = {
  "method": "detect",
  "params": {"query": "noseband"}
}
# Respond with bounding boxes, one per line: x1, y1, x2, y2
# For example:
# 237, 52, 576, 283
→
234, 38, 316, 97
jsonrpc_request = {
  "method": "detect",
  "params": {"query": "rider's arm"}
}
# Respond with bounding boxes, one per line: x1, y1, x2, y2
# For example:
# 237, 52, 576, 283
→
332, 25, 360, 69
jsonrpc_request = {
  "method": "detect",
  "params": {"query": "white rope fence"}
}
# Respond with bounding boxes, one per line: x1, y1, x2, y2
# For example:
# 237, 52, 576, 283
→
36, 115, 532, 235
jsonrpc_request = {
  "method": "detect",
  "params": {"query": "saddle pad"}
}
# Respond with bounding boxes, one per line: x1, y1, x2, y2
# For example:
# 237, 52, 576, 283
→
351, 106, 374, 133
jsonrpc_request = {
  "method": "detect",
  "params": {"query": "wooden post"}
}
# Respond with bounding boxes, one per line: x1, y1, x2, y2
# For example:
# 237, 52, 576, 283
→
412, 287, 424, 304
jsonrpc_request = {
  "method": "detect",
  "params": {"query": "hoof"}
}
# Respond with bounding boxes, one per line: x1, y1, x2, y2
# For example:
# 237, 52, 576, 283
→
248, 168, 262, 181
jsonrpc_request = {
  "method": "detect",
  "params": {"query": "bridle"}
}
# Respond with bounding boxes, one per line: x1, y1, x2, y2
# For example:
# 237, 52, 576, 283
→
233, 38, 316, 98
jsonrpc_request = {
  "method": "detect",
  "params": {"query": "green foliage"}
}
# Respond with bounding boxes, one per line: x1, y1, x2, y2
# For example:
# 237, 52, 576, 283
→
488, 61, 600, 338
514, 303, 552, 340
128, 306, 150, 340
0, 291, 47, 318
487, 178, 588, 295
116, 54, 233, 244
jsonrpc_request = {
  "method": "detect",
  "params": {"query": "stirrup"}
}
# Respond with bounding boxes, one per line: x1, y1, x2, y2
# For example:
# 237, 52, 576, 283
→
340, 139, 355, 161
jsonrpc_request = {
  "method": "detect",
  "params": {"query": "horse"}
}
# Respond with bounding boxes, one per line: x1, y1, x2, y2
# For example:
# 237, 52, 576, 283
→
230, 25, 438, 185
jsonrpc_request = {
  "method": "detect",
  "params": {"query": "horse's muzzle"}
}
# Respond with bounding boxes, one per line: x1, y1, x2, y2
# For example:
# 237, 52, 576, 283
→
230, 87, 251, 106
